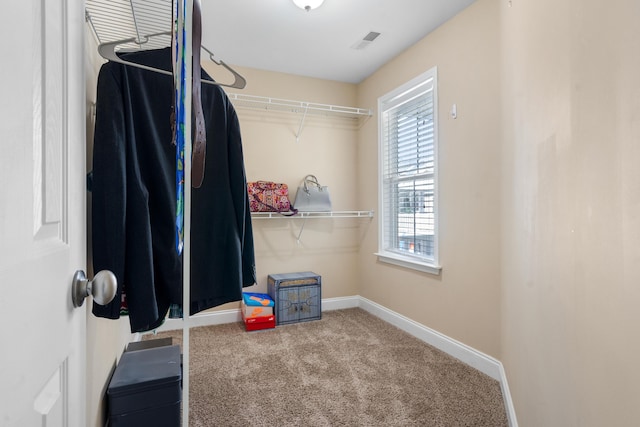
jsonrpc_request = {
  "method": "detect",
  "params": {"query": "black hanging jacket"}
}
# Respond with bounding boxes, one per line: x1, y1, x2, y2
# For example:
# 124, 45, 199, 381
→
91, 48, 256, 332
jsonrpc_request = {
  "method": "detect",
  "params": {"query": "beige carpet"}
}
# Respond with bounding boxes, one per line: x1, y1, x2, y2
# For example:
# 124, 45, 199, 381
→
149, 308, 508, 426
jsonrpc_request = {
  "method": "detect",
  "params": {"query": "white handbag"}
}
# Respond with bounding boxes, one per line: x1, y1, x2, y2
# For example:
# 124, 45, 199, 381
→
293, 175, 332, 212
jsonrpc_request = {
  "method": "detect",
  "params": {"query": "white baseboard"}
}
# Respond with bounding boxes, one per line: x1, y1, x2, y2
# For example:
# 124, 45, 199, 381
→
149, 308, 243, 334
356, 297, 501, 379
129, 332, 142, 344
498, 363, 519, 427
321, 295, 361, 311
133, 295, 517, 426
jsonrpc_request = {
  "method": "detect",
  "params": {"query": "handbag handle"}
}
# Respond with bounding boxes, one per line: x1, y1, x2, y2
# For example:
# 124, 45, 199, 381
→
302, 174, 324, 194
254, 197, 298, 216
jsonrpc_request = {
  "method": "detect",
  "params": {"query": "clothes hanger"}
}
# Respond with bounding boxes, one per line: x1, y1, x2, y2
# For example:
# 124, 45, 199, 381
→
97, 31, 247, 89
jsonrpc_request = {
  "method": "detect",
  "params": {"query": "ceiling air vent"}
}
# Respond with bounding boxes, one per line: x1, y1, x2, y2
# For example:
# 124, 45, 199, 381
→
351, 31, 381, 50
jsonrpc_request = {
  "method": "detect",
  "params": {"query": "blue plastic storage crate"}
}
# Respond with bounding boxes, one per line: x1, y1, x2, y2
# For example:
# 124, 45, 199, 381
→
268, 272, 321, 325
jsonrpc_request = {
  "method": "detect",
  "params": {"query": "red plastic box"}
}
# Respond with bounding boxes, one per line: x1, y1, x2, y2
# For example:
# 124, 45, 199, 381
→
242, 312, 275, 331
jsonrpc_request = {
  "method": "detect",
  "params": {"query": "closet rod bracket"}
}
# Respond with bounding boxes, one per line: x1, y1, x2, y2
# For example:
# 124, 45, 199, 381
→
295, 103, 310, 143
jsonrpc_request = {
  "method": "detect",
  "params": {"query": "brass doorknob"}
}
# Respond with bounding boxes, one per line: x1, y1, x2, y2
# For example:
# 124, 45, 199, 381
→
72, 270, 117, 308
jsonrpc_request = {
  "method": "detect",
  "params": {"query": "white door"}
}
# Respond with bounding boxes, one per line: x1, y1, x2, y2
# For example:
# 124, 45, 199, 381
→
0, 0, 87, 426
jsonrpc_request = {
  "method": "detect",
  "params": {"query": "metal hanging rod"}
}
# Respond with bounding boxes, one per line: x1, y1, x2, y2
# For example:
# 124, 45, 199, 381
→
226, 93, 373, 120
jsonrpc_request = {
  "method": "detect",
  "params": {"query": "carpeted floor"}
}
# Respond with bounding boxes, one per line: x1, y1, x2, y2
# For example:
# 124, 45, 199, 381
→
148, 308, 508, 426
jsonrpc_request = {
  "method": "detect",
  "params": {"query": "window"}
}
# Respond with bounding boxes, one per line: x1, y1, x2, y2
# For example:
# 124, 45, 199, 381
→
377, 67, 440, 274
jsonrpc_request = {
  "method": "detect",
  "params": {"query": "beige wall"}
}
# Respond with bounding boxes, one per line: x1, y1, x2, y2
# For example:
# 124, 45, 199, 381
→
500, 0, 640, 425
356, 0, 502, 358
85, 29, 133, 427
355, 0, 640, 424
202, 64, 365, 302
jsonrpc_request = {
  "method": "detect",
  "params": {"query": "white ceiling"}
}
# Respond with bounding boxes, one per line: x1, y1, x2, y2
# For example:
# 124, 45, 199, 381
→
85, 0, 477, 85
200, 0, 477, 83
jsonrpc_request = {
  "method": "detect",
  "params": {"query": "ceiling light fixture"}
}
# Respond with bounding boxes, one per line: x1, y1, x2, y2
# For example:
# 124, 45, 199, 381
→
292, 0, 325, 12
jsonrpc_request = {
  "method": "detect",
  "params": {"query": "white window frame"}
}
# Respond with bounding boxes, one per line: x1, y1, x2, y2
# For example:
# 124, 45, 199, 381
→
376, 67, 441, 275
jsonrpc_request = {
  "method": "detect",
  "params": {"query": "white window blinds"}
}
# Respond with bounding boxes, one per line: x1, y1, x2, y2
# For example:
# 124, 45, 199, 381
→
378, 68, 438, 271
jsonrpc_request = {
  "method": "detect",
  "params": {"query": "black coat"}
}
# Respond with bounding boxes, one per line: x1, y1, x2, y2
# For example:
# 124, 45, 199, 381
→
91, 48, 256, 332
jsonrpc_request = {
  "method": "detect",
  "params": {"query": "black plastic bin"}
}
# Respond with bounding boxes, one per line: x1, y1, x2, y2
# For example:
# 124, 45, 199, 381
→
108, 345, 182, 427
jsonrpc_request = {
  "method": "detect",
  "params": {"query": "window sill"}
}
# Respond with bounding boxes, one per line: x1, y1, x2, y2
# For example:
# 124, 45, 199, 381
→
375, 252, 442, 276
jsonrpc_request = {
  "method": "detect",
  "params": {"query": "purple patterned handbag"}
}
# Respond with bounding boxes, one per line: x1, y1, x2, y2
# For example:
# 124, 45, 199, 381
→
247, 181, 297, 215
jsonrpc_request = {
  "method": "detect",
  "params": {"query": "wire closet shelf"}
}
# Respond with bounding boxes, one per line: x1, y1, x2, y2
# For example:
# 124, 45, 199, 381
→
226, 93, 372, 121
250, 210, 374, 219
86, 0, 175, 51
